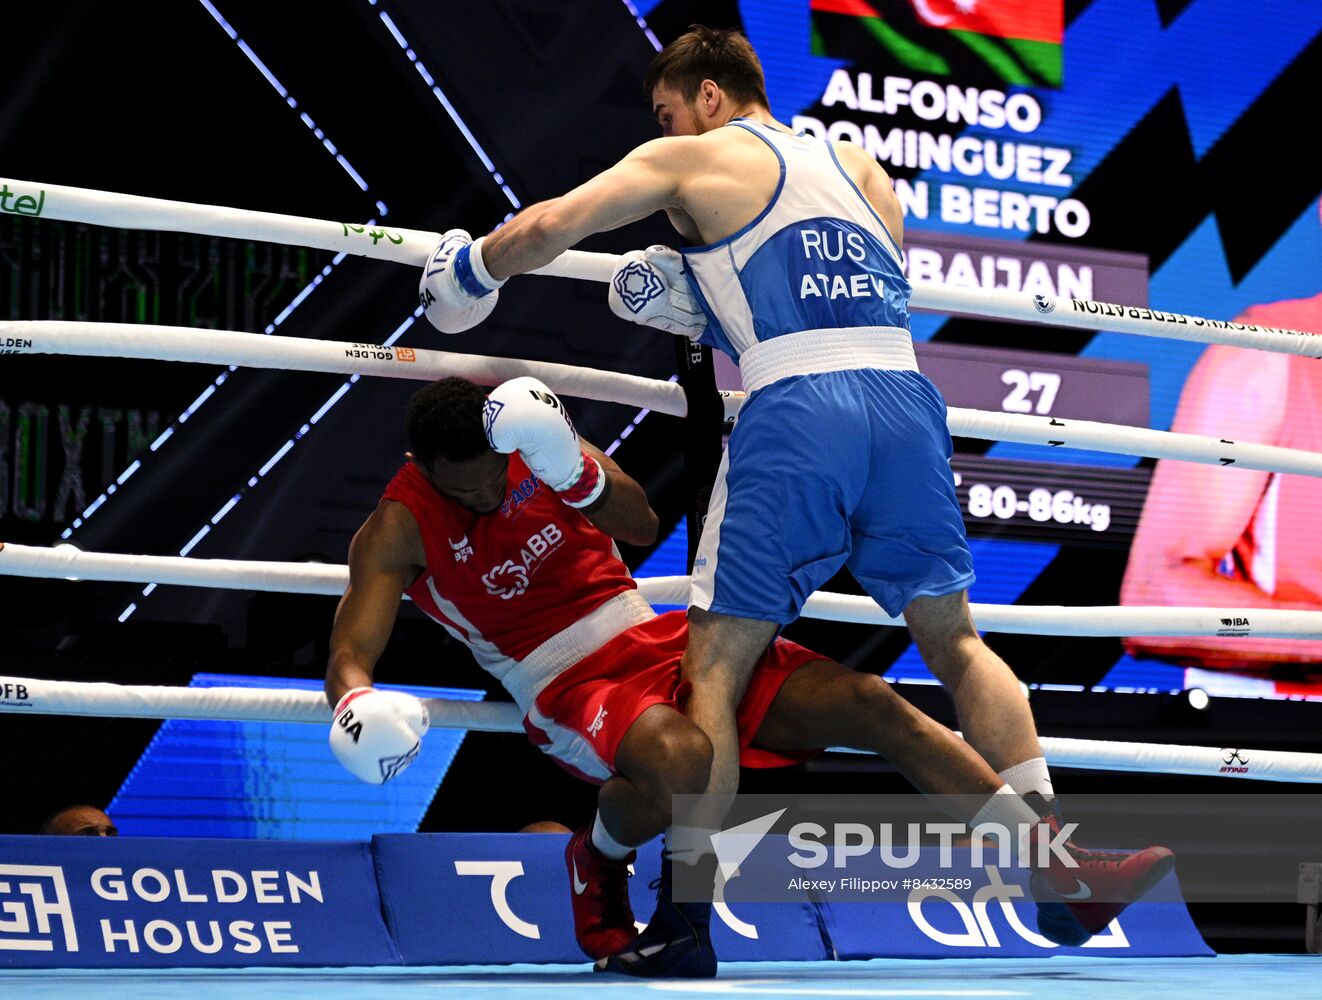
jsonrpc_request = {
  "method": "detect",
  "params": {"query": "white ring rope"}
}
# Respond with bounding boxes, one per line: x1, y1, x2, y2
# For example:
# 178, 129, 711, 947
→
6, 175, 1318, 356
912, 284, 1322, 357
10, 185, 1320, 790
0, 320, 687, 417
2, 674, 1318, 783
5, 543, 1321, 640
945, 407, 1322, 478
0, 674, 521, 731
8, 320, 1322, 479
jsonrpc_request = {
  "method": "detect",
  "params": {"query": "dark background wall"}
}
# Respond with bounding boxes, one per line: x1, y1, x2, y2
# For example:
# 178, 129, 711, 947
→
0, 0, 686, 837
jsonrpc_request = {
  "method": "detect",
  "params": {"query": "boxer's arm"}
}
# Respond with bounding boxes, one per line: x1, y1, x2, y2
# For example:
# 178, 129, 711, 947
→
326, 502, 422, 706
481, 138, 697, 279
578, 439, 659, 547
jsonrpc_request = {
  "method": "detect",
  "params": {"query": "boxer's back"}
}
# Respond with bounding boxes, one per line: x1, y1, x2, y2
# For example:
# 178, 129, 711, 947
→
676, 119, 914, 374
674, 123, 902, 248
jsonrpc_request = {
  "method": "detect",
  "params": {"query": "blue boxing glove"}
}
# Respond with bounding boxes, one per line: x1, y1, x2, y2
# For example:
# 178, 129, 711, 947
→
419, 229, 507, 334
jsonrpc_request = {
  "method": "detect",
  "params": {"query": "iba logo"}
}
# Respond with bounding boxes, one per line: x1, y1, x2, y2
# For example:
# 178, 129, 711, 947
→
1216, 616, 1251, 637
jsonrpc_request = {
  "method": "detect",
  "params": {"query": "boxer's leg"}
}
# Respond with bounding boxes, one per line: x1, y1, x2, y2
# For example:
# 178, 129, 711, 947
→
750, 657, 1005, 804
904, 590, 1045, 781
598, 704, 714, 846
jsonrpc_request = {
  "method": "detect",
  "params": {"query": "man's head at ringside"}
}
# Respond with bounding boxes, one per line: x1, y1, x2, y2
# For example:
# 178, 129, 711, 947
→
40, 804, 118, 836
407, 377, 507, 514
645, 25, 770, 137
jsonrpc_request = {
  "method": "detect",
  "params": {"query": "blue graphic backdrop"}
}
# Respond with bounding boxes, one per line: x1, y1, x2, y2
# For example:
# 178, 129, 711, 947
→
110, 674, 482, 839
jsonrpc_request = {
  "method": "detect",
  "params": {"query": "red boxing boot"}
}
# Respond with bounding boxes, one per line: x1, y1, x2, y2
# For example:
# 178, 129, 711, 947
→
1030, 814, 1176, 946
565, 826, 639, 959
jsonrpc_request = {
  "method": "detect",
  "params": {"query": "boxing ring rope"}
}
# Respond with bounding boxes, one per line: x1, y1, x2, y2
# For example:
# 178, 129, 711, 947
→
6, 175, 1319, 356
9, 179, 1322, 797
0, 321, 689, 417
943, 407, 1322, 477
9, 320, 1322, 477
5, 542, 1322, 640
3, 673, 1320, 783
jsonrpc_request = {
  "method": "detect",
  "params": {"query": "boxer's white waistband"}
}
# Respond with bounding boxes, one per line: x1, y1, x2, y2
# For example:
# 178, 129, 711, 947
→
738, 327, 918, 394
503, 589, 656, 712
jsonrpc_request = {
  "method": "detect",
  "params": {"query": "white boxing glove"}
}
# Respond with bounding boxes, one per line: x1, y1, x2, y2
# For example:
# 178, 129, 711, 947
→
329, 687, 430, 784
483, 377, 607, 509
419, 229, 507, 334
608, 246, 706, 340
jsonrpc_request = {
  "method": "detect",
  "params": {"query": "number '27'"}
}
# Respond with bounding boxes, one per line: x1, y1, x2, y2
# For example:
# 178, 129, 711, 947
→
1000, 369, 1061, 414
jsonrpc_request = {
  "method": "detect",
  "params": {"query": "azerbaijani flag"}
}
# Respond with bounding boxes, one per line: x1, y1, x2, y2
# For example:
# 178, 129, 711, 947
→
811, 0, 1064, 88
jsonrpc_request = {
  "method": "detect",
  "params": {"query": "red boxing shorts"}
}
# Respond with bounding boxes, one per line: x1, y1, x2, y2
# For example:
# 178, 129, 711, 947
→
523, 609, 823, 784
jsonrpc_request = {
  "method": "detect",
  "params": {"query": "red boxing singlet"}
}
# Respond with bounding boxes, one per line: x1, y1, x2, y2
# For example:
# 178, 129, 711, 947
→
383, 458, 645, 707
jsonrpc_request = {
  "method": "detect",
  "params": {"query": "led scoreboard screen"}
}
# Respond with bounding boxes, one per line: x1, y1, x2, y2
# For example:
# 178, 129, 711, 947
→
643, 0, 1322, 695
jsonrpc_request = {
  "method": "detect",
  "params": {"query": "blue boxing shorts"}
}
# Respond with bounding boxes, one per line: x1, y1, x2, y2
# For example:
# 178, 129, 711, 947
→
690, 368, 974, 623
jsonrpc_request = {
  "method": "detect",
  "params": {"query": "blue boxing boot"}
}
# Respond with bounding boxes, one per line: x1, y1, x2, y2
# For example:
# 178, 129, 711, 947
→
596, 846, 717, 978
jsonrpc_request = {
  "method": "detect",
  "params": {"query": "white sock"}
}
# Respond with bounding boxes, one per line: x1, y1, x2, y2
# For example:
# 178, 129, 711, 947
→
666, 824, 718, 867
971, 784, 1041, 829
970, 784, 1041, 856
999, 757, 1054, 800
590, 811, 632, 860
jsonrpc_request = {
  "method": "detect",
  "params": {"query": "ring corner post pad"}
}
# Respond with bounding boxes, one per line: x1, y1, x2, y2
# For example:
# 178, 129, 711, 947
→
677, 339, 722, 572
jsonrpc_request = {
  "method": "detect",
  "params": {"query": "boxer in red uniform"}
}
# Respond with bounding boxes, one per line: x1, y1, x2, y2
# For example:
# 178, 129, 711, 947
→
325, 376, 1170, 976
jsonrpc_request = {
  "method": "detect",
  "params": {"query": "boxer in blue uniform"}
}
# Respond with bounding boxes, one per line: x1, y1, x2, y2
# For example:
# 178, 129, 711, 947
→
416, 25, 1173, 976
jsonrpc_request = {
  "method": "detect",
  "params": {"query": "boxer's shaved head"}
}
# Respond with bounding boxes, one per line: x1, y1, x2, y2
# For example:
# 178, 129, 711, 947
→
41, 805, 117, 836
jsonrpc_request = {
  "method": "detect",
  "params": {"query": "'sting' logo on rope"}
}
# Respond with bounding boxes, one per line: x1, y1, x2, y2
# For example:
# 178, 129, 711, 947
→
612, 261, 665, 314
1220, 749, 1250, 774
